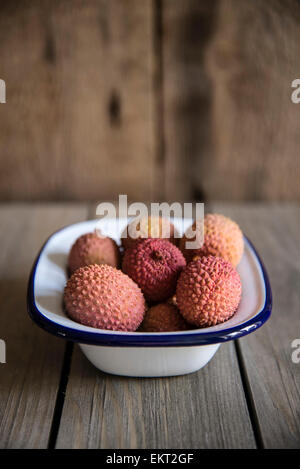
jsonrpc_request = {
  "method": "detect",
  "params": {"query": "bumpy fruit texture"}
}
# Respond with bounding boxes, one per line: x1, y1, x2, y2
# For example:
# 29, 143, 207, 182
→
64, 264, 145, 331
139, 302, 190, 332
68, 232, 120, 275
122, 238, 186, 303
176, 255, 242, 327
121, 216, 178, 250
180, 214, 244, 267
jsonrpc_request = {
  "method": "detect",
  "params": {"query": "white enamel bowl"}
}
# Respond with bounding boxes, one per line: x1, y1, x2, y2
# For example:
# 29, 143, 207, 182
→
27, 218, 272, 377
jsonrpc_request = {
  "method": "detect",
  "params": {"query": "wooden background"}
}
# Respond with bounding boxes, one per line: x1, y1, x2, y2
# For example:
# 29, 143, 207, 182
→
0, 0, 300, 202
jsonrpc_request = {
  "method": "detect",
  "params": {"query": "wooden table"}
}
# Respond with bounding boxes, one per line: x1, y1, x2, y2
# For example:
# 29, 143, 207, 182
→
0, 202, 299, 449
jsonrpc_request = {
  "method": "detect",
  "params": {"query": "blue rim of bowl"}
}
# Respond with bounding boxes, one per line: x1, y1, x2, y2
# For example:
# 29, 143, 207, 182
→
27, 223, 272, 347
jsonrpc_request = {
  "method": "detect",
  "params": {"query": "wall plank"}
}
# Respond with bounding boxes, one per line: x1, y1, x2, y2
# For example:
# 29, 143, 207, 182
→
1, 0, 300, 202
0, 0, 156, 201
201, 0, 300, 201
162, 0, 300, 201
162, 0, 218, 201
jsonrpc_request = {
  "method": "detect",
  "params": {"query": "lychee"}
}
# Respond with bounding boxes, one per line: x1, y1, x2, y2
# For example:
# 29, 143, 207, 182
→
64, 264, 146, 331
68, 232, 120, 275
122, 238, 186, 303
139, 303, 190, 332
180, 214, 244, 267
121, 216, 178, 250
176, 255, 242, 327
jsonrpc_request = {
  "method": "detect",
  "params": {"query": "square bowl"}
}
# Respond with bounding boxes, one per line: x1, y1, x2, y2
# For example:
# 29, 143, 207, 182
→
27, 218, 272, 377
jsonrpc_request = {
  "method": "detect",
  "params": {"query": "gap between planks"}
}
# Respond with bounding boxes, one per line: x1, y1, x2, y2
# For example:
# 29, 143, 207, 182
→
234, 341, 263, 449
48, 342, 74, 449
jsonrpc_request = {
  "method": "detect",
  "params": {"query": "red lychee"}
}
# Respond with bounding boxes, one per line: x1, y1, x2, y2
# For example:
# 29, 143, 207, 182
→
121, 216, 178, 250
180, 214, 244, 267
139, 302, 190, 332
64, 264, 145, 331
68, 232, 120, 275
176, 255, 242, 327
122, 238, 186, 303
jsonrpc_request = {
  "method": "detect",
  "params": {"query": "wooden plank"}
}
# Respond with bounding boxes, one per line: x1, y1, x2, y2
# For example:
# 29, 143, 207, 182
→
202, 0, 300, 201
211, 202, 300, 448
57, 336, 255, 448
162, 0, 300, 201
0, 203, 88, 448
0, 0, 156, 201
162, 0, 217, 201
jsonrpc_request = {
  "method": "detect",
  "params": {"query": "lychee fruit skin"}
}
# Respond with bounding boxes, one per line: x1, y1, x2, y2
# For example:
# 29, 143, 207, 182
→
180, 214, 244, 267
139, 303, 190, 332
122, 238, 186, 303
64, 264, 146, 332
121, 216, 178, 250
68, 232, 120, 275
176, 255, 242, 327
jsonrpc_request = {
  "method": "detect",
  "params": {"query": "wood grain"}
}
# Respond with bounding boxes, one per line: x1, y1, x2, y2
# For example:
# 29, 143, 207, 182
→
211, 202, 300, 448
1, 1, 300, 202
1, 202, 299, 448
202, 0, 300, 201
161, 0, 218, 201
56, 342, 255, 449
161, 0, 300, 201
0, 0, 156, 201
0, 203, 88, 448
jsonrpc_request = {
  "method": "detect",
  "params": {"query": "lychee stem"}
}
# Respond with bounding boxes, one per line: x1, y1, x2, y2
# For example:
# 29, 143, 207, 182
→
152, 250, 163, 261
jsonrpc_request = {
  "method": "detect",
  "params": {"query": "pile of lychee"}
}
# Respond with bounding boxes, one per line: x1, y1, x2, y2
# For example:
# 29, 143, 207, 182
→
64, 214, 244, 333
